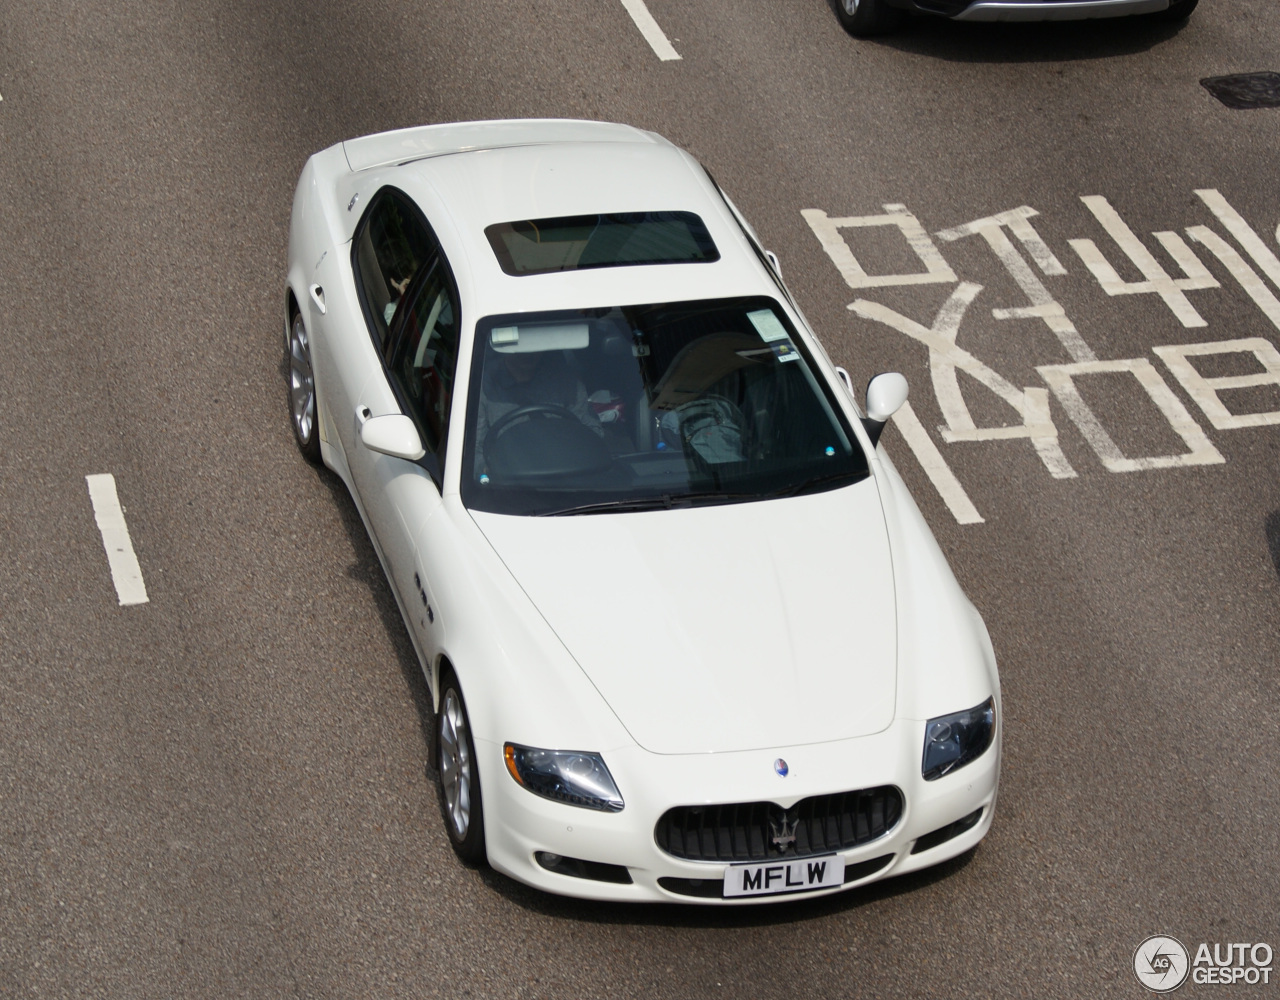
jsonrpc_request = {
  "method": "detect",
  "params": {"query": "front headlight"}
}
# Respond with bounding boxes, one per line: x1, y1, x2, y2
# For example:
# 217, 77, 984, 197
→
503, 743, 625, 812
922, 697, 995, 781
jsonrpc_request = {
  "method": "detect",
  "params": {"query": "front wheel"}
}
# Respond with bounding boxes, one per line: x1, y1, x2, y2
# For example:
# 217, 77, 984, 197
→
437, 673, 486, 864
836, 0, 907, 37
287, 309, 321, 463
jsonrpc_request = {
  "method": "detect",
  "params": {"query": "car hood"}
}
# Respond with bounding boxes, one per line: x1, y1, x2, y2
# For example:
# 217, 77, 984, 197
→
469, 483, 897, 755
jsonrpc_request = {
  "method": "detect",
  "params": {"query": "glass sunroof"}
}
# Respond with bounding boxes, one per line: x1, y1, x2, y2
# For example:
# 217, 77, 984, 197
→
485, 212, 719, 276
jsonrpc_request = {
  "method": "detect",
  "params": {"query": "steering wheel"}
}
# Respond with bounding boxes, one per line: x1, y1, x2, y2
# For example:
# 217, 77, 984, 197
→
482, 402, 613, 481
484, 403, 581, 451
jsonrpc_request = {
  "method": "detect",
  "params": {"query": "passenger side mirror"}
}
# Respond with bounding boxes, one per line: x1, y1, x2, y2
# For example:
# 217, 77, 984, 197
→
863, 372, 908, 448
360, 413, 426, 461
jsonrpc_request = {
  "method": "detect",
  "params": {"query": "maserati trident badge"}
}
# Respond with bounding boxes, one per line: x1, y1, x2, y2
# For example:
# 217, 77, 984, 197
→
769, 809, 799, 852
774, 758, 789, 777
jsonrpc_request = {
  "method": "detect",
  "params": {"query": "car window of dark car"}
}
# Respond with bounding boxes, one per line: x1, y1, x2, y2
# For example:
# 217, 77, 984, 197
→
352, 188, 438, 353
386, 255, 461, 464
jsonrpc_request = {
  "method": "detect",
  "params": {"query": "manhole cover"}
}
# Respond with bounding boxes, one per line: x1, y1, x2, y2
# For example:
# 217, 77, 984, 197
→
1200, 72, 1280, 110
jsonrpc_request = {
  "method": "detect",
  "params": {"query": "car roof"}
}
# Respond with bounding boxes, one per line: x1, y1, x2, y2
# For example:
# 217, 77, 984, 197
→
355, 129, 773, 318
342, 118, 661, 173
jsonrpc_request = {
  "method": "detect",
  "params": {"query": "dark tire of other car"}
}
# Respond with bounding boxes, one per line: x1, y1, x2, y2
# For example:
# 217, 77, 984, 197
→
436, 669, 487, 864
1155, 0, 1198, 20
835, 0, 908, 37
287, 306, 322, 464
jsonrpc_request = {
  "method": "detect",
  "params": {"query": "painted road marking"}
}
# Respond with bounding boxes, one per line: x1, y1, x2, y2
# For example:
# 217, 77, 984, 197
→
808, 187, 1279, 521
1037, 358, 1225, 472
1186, 226, 1280, 332
1069, 196, 1218, 328
1197, 188, 1280, 292
619, 0, 681, 61
937, 205, 1097, 364
803, 206, 956, 289
850, 285, 1076, 479
890, 401, 984, 524
1154, 337, 1280, 430
86, 474, 149, 606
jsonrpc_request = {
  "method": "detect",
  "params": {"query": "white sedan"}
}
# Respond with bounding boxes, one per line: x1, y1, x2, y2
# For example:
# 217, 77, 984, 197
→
285, 120, 1000, 903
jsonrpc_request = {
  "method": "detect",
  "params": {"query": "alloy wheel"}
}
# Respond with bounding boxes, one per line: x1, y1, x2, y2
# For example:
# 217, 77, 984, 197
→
439, 688, 473, 839
289, 313, 315, 444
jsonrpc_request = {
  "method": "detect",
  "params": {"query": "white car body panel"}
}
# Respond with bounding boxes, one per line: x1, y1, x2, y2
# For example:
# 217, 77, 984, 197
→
285, 119, 1002, 903
342, 118, 660, 174
471, 483, 897, 755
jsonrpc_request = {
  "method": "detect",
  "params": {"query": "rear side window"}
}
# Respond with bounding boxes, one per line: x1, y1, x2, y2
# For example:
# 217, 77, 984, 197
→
484, 211, 719, 276
353, 189, 438, 351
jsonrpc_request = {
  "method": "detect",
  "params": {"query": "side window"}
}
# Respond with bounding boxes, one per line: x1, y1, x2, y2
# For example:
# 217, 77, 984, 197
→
353, 190, 437, 351
388, 258, 461, 457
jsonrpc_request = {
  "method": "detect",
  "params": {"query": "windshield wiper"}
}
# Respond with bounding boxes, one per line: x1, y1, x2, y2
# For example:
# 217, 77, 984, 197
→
764, 471, 863, 499
538, 491, 751, 516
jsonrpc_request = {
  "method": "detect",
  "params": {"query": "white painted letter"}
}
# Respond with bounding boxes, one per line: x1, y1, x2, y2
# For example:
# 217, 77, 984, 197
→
1185, 226, 1280, 332
852, 285, 1076, 478
1069, 196, 1218, 328
936, 206, 1097, 363
888, 401, 985, 524
1154, 337, 1280, 430
1037, 358, 1225, 472
1196, 189, 1280, 291
803, 205, 957, 290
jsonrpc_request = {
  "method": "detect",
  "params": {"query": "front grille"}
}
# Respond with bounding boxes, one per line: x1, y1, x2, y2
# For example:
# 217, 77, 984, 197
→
655, 786, 904, 863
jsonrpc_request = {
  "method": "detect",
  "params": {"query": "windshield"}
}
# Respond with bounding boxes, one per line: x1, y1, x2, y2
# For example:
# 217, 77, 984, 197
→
460, 297, 869, 515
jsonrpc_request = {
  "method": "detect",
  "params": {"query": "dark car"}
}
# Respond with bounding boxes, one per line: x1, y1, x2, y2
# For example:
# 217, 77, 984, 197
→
836, 0, 1197, 36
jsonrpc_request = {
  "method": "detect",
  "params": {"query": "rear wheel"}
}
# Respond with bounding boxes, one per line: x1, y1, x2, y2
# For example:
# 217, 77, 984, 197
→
437, 672, 486, 864
836, 0, 907, 37
288, 309, 321, 463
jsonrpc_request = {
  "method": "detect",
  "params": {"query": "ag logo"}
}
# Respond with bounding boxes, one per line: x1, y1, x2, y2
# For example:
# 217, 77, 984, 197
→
1133, 935, 1190, 993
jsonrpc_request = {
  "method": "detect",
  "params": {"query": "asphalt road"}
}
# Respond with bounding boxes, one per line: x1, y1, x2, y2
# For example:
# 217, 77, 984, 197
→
1, 1, 1277, 997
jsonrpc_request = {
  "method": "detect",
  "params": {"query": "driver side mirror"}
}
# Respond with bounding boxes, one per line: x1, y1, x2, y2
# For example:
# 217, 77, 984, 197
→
360, 413, 426, 461
863, 372, 908, 448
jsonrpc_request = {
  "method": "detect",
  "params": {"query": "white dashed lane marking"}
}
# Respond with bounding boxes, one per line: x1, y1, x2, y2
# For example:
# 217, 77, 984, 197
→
619, 0, 681, 61
86, 473, 149, 606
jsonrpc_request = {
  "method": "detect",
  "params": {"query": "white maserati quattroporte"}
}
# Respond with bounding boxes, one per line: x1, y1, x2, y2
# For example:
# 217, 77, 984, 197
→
285, 119, 1001, 903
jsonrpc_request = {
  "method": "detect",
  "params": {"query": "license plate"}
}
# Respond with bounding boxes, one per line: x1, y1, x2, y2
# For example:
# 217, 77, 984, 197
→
723, 854, 844, 898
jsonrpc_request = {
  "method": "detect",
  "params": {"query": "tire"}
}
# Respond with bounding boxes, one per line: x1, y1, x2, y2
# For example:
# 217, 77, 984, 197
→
436, 672, 487, 864
836, 0, 907, 37
1155, 0, 1197, 20
287, 308, 322, 464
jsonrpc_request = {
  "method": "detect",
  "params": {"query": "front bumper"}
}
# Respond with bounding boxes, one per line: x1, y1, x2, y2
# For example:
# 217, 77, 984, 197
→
952, 0, 1167, 19
474, 714, 1000, 904
896, 0, 1168, 18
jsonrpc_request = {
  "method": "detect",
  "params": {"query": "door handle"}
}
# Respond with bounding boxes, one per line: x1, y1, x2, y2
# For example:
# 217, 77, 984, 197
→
309, 283, 326, 315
